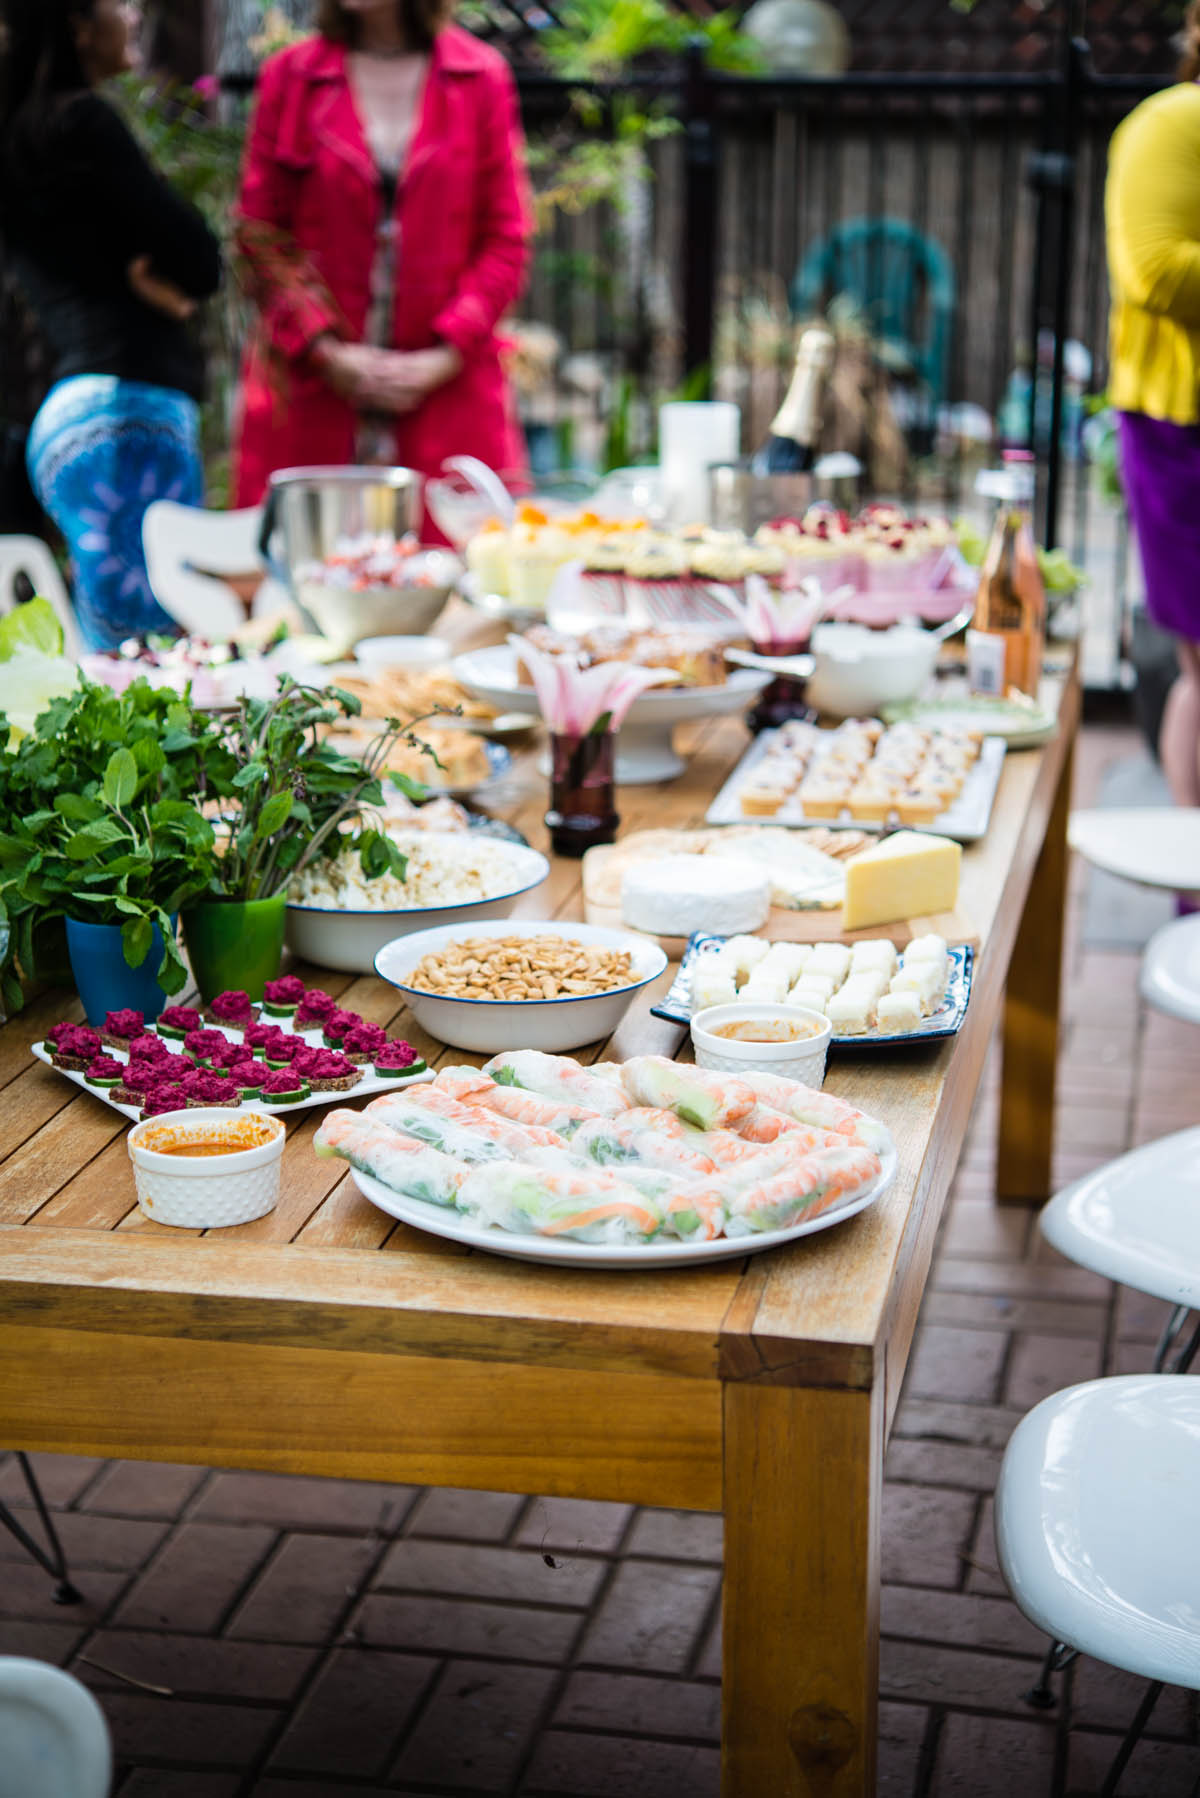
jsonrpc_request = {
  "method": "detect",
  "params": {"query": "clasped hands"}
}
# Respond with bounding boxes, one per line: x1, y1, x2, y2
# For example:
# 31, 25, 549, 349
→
312, 339, 463, 413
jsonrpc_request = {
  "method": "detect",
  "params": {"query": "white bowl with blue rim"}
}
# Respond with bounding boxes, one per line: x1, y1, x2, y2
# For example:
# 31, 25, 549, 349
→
375, 918, 668, 1053
286, 839, 550, 975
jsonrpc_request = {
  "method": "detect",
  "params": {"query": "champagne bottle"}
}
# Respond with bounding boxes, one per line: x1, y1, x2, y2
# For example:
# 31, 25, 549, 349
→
759, 325, 836, 474
967, 450, 1046, 699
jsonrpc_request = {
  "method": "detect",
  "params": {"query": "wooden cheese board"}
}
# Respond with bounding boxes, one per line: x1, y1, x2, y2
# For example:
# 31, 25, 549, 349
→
581, 827, 979, 955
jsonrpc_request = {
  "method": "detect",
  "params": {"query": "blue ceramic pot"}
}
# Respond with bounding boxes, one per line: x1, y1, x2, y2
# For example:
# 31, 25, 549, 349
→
64, 915, 178, 1027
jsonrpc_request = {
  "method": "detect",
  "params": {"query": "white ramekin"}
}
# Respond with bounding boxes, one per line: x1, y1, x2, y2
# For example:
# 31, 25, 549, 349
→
690, 1002, 832, 1088
126, 1108, 286, 1228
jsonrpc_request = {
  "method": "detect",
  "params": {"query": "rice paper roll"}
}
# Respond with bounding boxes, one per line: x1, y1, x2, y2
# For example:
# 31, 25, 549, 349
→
741, 1070, 892, 1154
314, 1111, 467, 1209
620, 1055, 756, 1133
573, 1111, 718, 1177
362, 1092, 508, 1162
458, 1161, 667, 1244
483, 1050, 632, 1118
367, 1089, 574, 1164
724, 1142, 883, 1234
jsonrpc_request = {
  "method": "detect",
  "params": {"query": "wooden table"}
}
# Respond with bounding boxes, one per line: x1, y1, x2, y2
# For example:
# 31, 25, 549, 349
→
0, 655, 1079, 1797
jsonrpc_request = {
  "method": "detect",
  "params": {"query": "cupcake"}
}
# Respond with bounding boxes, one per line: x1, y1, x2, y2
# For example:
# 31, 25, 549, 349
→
464, 516, 512, 599
156, 1005, 202, 1042
203, 989, 257, 1031
579, 536, 629, 617
688, 532, 748, 600
260, 1066, 310, 1106
339, 1023, 388, 1065
183, 1028, 229, 1066
322, 1008, 362, 1049
262, 976, 305, 1021
84, 1054, 124, 1091
100, 1009, 145, 1051
508, 517, 572, 613
373, 1039, 426, 1078
294, 1048, 362, 1093
623, 535, 690, 624
295, 988, 336, 1031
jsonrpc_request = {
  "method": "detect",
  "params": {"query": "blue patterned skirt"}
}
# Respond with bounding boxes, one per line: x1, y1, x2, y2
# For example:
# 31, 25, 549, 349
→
27, 375, 204, 650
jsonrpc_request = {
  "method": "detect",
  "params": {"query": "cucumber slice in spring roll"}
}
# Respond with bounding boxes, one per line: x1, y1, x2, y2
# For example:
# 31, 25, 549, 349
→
314, 1110, 467, 1209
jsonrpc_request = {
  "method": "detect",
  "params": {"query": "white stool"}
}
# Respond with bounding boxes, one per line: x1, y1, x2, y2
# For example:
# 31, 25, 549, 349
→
995, 1375, 1200, 1796
1040, 1128, 1200, 1375
0, 1658, 111, 1798
1140, 914, 1200, 1025
1068, 807, 1200, 892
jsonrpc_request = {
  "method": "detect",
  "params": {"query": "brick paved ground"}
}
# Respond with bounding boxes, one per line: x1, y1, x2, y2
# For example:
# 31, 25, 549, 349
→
3, 716, 1198, 1797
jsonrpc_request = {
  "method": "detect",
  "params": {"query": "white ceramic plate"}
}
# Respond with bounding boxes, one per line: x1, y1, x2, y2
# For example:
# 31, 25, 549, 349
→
452, 643, 769, 725
375, 918, 669, 1054
32, 1039, 434, 1120
285, 838, 550, 974
881, 692, 1058, 749
704, 729, 1007, 843
349, 1140, 897, 1267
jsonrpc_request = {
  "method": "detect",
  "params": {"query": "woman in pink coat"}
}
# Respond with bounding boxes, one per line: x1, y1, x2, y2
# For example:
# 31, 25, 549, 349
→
231, 0, 532, 529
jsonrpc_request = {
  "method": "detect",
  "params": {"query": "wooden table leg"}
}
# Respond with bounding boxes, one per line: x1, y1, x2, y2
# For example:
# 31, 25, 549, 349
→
722, 1379, 883, 1798
997, 735, 1075, 1204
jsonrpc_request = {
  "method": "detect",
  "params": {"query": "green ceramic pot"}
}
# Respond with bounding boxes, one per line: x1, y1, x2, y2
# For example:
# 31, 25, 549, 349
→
182, 895, 287, 1003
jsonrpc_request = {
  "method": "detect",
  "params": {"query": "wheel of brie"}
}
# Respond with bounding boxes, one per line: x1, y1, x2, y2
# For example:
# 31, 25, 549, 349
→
620, 855, 772, 938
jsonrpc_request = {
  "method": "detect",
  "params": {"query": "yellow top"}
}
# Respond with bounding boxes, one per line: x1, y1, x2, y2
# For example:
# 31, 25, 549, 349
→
1106, 82, 1200, 423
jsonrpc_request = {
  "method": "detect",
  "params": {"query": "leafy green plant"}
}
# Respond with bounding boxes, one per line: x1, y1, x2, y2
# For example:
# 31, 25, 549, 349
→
184, 681, 435, 903
0, 679, 218, 1009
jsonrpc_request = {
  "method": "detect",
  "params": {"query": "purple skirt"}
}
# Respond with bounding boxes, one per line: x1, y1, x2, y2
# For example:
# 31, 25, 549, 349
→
1118, 411, 1200, 641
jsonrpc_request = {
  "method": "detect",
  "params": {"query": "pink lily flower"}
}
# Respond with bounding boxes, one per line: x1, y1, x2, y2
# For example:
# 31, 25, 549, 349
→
745, 573, 831, 652
510, 635, 677, 736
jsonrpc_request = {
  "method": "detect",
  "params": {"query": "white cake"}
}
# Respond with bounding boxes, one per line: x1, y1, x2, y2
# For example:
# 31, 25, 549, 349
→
621, 855, 771, 938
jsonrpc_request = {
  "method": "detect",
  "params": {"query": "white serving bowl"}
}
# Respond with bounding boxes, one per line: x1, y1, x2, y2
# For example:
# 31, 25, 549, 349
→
690, 1002, 831, 1087
285, 839, 550, 975
804, 621, 940, 720
354, 634, 451, 674
127, 1108, 285, 1228
375, 918, 669, 1054
297, 550, 461, 652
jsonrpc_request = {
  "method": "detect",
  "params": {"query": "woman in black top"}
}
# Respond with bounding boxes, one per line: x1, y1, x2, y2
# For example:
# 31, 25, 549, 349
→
1, 0, 222, 648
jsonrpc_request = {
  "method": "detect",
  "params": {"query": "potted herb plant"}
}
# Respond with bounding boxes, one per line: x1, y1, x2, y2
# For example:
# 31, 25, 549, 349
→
0, 677, 217, 1023
181, 680, 426, 1000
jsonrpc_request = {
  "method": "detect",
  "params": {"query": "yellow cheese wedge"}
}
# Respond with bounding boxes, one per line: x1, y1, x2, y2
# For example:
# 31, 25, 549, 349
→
842, 831, 961, 932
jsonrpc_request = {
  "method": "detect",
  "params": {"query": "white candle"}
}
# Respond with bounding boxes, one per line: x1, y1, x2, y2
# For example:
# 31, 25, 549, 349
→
659, 402, 741, 525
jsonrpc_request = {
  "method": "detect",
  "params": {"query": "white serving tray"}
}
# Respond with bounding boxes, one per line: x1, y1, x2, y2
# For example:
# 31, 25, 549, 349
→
704, 731, 1007, 843
32, 1030, 434, 1122
350, 1139, 897, 1268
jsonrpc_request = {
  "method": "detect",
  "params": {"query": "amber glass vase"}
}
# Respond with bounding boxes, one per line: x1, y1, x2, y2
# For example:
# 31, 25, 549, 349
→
545, 730, 619, 858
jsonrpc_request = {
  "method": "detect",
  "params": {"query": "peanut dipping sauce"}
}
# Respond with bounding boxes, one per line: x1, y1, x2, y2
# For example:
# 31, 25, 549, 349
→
136, 1117, 280, 1158
710, 1017, 821, 1044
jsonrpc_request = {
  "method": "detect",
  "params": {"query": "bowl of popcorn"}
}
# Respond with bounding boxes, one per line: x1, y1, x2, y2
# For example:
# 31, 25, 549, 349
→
374, 919, 669, 1053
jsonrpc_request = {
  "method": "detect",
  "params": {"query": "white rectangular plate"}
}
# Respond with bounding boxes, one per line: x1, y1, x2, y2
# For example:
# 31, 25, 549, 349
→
652, 936, 974, 1049
704, 731, 1007, 843
349, 1140, 897, 1268
32, 1036, 434, 1121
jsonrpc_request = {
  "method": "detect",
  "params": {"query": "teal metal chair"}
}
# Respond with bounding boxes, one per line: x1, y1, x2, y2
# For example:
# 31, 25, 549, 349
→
790, 217, 956, 423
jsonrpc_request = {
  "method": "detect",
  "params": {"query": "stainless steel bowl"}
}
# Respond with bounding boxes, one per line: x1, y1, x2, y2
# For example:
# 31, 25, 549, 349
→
260, 466, 458, 650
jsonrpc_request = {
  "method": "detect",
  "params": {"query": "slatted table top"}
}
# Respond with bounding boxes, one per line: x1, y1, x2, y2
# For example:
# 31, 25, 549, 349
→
0, 628, 1079, 1409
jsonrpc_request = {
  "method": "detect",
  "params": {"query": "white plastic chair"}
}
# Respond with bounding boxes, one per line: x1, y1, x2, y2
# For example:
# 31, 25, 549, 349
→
0, 534, 79, 655
0, 1658, 111, 1798
1040, 1128, 1200, 1375
995, 1375, 1200, 1796
1068, 806, 1200, 892
1140, 913, 1200, 1026
142, 501, 289, 638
